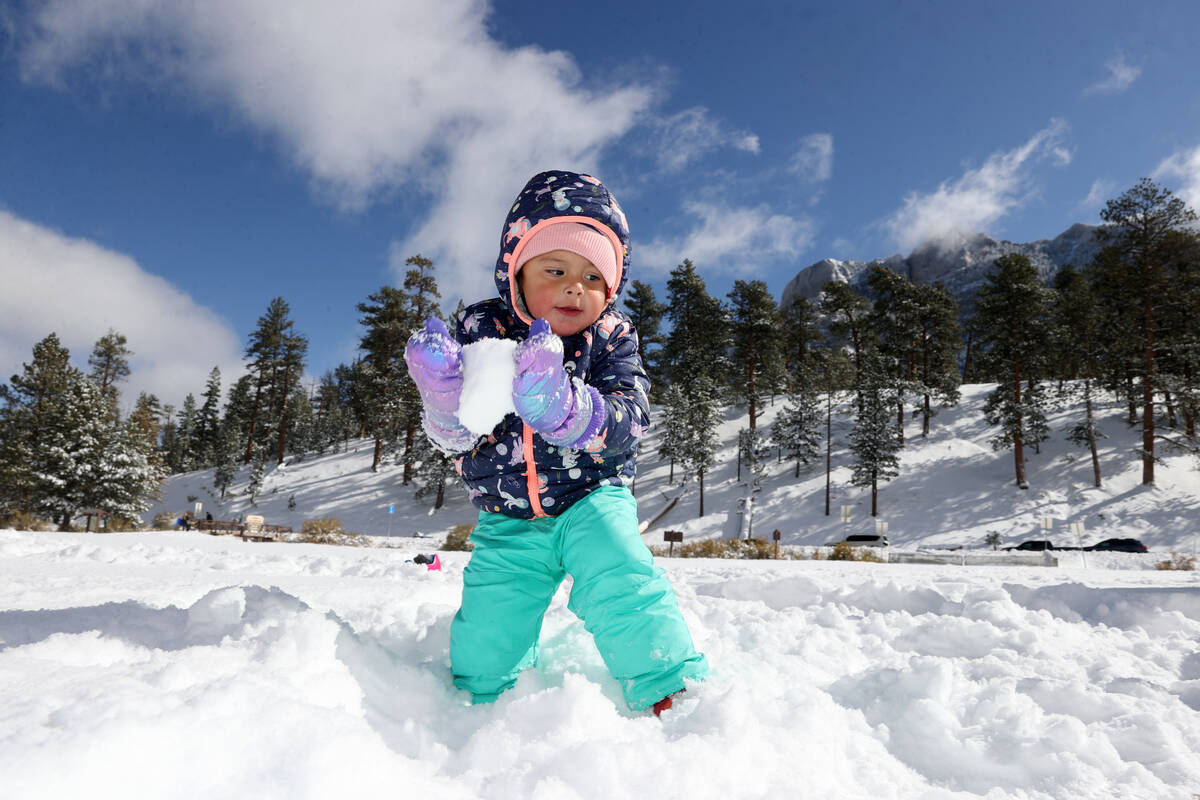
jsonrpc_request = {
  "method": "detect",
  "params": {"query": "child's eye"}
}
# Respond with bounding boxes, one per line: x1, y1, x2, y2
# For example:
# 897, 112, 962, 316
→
545, 269, 564, 277
586, 273, 602, 282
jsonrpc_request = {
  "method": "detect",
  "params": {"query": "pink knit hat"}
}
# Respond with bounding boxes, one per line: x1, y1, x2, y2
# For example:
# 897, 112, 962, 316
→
513, 221, 620, 293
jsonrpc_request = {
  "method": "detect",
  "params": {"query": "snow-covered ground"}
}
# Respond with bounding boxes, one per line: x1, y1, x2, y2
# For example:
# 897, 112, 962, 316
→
4, 384, 1199, 798
1, 528, 1198, 799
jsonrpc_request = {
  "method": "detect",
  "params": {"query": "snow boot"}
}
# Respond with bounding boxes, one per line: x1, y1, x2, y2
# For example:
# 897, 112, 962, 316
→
652, 690, 684, 717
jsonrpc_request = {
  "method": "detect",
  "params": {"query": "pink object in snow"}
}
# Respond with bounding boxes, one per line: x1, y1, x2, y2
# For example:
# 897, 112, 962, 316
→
428, 554, 442, 572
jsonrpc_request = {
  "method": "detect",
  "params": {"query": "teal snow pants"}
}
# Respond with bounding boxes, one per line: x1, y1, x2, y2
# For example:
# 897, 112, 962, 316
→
449, 484, 708, 710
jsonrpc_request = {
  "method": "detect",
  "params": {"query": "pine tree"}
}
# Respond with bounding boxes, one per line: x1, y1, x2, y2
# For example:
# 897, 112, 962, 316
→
168, 393, 198, 473
781, 296, 822, 387
398, 255, 444, 482
911, 282, 963, 436
212, 424, 240, 500
1096, 178, 1199, 483
412, 429, 456, 510
680, 376, 721, 517
659, 383, 689, 484
973, 253, 1053, 489
624, 279, 667, 395
820, 280, 874, 386
771, 386, 822, 478
193, 367, 223, 467
727, 279, 786, 431
849, 352, 902, 517
357, 285, 414, 474
868, 265, 921, 443
242, 297, 308, 466
662, 260, 730, 392
284, 385, 316, 457
1051, 266, 1105, 486
87, 328, 132, 416
0, 334, 82, 524
312, 370, 348, 454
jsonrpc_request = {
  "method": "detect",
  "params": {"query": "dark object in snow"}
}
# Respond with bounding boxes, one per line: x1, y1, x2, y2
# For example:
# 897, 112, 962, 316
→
1005, 540, 1055, 551
830, 534, 889, 548
1085, 538, 1148, 553
411, 553, 442, 571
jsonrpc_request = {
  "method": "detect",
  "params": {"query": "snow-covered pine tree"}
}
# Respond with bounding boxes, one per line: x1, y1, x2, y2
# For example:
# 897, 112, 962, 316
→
771, 387, 822, 478
87, 328, 131, 418
681, 376, 720, 517
399, 255, 444, 483
728, 279, 786, 432
168, 393, 198, 473
212, 424, 240, 500
972, 253, 1053, 489
659, 383, 688, 484
284, 385, 316, 458
193, 367, 222, 467
242, 297, 308, 466
0, 334, 82, 525
849, 353, 901, 517
357, 285, 414, 474
412, 429, 456, 510
312, 370, 348, 454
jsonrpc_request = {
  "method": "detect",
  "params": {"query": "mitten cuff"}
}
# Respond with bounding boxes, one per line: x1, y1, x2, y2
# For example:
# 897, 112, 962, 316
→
542, 381, 606, 450
423, 409, 479, 454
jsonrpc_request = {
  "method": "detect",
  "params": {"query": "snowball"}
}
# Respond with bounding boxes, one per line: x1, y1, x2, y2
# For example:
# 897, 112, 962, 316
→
458, 338, 518, 436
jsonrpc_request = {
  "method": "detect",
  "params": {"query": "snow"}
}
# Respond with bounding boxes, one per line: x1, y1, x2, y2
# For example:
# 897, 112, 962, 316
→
4, 383, 1200, 798
458, 337, 517, 436
2, 529, 1198, 799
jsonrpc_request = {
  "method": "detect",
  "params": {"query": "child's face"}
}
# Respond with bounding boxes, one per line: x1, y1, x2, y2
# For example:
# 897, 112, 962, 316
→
518, 250, 609, 336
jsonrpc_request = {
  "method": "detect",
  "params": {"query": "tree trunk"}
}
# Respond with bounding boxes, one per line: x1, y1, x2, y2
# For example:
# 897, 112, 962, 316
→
435, 481, 445, 510
1163, 388, 1177, 428
747, 362, 757, 432
896, 399, 905, 446
1142, 295, 1156, 484
402, 423, 415, 484
1127, 374, 1138, 426
922, 393, 932, 437
372, 436, 383, 473
699, 470, 706, 517
1185, 361, 1197, 439
1085, 380, 1102, 488
871, 472, 878, 517
1013, 360, 1028, 489
825, 390, 833, 516
276, 369, 292, 465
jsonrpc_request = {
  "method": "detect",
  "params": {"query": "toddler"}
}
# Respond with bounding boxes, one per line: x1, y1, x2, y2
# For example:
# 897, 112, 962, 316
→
405, 169, 707, 714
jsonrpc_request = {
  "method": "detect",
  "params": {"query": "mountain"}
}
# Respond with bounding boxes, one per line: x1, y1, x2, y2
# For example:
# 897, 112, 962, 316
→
780, 223, 1103, 314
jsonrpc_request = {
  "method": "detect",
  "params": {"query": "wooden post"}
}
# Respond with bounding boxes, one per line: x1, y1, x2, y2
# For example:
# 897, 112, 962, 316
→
772, 529, 781, 559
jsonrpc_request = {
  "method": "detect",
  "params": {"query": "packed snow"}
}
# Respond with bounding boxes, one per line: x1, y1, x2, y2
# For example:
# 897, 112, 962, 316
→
3, 384, 1199, 798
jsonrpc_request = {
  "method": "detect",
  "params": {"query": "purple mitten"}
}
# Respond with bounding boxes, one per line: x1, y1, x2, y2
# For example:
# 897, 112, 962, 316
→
512, 319, 606, 448
404, 318, 476, 452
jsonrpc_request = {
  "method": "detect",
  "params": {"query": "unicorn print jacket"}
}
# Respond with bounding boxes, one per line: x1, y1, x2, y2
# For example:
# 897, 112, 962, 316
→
450, 170, 650, 519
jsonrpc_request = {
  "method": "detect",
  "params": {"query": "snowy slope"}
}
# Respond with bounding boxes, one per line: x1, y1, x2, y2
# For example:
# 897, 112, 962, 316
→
1, 529, 1198, 799
147, 383, 1200, 558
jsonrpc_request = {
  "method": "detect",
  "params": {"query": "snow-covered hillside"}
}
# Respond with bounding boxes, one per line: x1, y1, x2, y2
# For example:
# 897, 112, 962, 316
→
149, 383, 1200, 557
1, 529, 1198, 799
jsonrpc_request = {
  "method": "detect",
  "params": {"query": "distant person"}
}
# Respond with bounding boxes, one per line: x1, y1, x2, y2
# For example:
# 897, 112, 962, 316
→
405, 170, 707, 716
205, 512, 213, 522
180, 513, 192, 531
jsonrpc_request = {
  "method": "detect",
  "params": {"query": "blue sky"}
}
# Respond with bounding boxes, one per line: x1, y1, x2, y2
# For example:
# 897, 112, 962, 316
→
3, 0, 1200, 409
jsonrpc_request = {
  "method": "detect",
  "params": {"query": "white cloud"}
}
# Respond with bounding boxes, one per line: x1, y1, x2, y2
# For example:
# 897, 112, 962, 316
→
1084, 51, 1141, 96
1153, 144, 1200, 212
637, 201, 817, 277
1080, 178, 1117, 211
789, 133, 834, 183
647, 107, 760, 173
882, 119, 1071, 253
14, 0, 655, 307
0, 211, 244, 410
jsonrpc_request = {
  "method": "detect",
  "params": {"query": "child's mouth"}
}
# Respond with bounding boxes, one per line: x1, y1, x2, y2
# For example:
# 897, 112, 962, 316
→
555, 306, 581, 316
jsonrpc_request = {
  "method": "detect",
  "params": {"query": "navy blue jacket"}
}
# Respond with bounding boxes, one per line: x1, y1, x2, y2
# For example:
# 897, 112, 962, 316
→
451, 170, 650, 519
